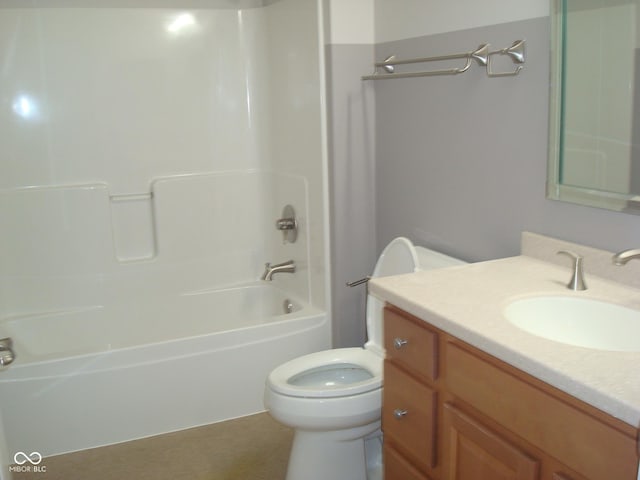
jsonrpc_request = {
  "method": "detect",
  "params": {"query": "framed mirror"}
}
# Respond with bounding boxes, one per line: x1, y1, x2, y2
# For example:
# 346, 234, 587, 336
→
548, 0, 640, 213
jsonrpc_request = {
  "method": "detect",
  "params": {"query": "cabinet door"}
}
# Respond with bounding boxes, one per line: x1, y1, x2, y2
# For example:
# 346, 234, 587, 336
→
551, 472, 588, 480
445, 342, 637, 480
385, 444, 432, 480
443, 403, 540, 480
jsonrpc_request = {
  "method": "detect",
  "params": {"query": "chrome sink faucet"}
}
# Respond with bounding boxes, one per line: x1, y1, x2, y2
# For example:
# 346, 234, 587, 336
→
557, 250, 587, 291
612, 249, 640, 266
261, 260, 296, 281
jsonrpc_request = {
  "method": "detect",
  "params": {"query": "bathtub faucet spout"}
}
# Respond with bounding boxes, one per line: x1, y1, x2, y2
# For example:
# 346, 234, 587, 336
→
261, 260, 296, 281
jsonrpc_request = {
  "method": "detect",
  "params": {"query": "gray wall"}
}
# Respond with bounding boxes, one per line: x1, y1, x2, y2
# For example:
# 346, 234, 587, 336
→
328, 16, 640, 348
375, 17, 640, 263
326, 44, 377, 348
631, 48, 640, 194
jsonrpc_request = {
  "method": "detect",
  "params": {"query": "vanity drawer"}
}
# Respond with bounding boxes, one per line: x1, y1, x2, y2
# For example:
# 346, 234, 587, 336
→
383, 361, 437, 471
445, 341, 637, 480
384, 306, 438, 381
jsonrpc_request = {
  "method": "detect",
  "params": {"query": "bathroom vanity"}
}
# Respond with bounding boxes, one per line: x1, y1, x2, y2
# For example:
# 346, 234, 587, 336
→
370, 233, 640, 480
382, 305, 636, 480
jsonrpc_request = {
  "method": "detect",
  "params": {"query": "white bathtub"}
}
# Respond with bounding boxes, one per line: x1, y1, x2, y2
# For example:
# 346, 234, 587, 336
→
0, 283, 329, 457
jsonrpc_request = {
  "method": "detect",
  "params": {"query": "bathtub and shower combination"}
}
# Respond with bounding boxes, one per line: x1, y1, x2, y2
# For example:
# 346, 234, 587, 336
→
0, 272, 328, 456
0, 0, 330, 461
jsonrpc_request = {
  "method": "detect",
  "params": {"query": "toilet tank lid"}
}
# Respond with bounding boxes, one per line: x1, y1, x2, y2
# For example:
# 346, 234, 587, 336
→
372, 238, 467, 278
415, 245, 467, 271
371, 237, 420, 278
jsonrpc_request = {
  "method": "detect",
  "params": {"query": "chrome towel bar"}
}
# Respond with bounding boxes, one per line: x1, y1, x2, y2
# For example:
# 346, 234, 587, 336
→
362, 44, 488, 80
362, 40, 525, 80
486, 40, 526, 77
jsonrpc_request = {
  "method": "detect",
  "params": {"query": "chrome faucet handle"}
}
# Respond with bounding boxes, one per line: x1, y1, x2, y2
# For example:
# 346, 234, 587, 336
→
0, 338, 15, 367
275, 205, 298, 244
557, 250, 587, 291
276, 218, 296, 230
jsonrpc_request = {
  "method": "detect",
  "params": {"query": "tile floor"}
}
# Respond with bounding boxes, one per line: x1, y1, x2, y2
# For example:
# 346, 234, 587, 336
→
10, 413, 292, 480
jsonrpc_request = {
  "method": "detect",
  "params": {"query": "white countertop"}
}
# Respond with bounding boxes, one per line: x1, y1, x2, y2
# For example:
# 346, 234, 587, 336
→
369, 255, 640, 427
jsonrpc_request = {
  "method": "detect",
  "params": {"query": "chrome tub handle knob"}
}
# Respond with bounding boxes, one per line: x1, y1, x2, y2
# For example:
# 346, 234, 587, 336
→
0, 338, 16, 367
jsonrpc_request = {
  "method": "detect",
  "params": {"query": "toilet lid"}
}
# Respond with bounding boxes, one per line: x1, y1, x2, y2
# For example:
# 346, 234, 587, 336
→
364, 237, 419, 356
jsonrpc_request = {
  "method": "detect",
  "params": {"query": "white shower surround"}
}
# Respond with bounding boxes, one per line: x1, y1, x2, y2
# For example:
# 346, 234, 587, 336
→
0, 0, 330, 459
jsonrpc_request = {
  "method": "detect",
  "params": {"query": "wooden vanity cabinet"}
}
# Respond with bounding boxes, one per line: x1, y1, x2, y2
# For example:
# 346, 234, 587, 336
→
383, 306, 440, 479
383, 305, 639, 480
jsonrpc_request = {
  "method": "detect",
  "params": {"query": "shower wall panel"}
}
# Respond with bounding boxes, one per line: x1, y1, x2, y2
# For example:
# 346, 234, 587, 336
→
265, 0, 327, 307
0, 7, 269, 192
1, 172, 310, 320
0, 1, 327, 319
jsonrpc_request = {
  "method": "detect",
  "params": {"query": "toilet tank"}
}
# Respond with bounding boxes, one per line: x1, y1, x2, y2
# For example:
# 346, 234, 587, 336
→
415, 246, 467, 270
364, 240, 466, 356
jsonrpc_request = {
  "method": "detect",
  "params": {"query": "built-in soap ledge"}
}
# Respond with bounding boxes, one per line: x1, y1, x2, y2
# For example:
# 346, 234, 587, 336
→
1, 183, 159, 266
110, 192, 156, 262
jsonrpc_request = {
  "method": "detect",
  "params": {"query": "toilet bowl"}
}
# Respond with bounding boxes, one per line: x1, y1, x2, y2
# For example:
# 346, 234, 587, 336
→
264, 237, 465, 480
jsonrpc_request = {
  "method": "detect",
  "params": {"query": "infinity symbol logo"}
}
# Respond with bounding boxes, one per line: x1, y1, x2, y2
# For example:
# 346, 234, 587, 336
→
13, 451, 42, 465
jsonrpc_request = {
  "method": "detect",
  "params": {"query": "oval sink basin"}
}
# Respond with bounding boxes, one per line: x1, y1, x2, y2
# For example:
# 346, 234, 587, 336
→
504, 296, 640, 351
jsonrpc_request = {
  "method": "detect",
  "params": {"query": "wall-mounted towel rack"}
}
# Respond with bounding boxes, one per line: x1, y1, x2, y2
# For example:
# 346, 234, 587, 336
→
362, 40, 525, 81
362, 44, 489, 80
486, 40, 526, 77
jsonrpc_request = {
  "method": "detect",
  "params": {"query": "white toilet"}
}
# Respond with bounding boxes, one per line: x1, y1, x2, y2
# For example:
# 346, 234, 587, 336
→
264, 237, 465, 480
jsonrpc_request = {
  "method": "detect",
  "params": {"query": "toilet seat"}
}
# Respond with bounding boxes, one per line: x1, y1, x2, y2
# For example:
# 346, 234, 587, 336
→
267, 347, 382, 399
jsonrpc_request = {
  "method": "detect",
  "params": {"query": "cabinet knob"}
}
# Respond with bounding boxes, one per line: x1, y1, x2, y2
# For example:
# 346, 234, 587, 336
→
393, 408, 408, 419
393, 338, 408, 349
